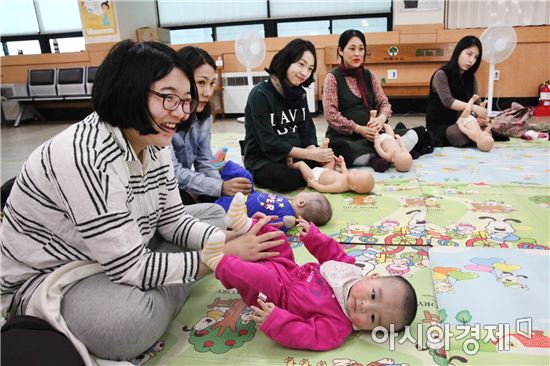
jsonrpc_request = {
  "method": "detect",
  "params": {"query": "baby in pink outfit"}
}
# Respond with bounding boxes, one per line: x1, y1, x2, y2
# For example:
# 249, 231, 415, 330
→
201, 193, 417, 350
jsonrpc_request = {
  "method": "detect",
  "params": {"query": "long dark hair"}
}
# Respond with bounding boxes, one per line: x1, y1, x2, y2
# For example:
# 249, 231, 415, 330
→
337, 29, 367, 63
443, 36, 482, 76
266, 39, 317, 88
177, 46, 216, 121
440, 35, 482, 98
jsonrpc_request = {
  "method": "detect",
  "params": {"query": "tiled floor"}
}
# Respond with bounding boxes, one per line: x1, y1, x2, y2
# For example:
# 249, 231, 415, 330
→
0, 114, 426, 183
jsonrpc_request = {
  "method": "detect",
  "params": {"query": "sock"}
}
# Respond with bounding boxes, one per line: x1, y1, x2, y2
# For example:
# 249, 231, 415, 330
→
200, 230, 226, 270
400, 130, 419, 152
210, 147, 228, 170
224, 192, 252, 234
353, 153, 372, 166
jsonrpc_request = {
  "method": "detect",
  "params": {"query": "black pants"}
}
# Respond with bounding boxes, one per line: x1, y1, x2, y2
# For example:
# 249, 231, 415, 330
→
253, 161, 317, 193
179, 189, 217, 205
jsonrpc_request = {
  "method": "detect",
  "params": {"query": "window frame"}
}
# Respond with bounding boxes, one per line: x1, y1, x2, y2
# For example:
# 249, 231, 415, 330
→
1, 31, 82, 55
164, 12, 393, 42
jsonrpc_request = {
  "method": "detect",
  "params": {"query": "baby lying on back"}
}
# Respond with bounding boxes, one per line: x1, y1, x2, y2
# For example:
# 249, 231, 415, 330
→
287, 139, 375, 194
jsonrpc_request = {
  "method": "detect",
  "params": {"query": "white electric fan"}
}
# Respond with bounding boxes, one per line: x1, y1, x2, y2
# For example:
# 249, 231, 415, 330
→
480, 25, 517, 117
235, 30, 266, 122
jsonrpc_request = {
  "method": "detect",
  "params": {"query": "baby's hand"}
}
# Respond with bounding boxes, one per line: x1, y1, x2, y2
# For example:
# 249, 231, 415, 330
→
250, 299, 275, 327
296, 216, 311, 237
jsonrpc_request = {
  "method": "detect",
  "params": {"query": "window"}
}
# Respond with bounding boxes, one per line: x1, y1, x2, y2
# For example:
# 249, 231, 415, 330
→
270, 0, 391, 18
170, 28, 213, 44
0, 0, 39, 36
158, 0, 267, 27
332, 17, 388, 34
6, 40, 41, 55
216, 24, 264, 41
277, 20, 330, 37
35, 0, 82, 33
49, 37, 86, 53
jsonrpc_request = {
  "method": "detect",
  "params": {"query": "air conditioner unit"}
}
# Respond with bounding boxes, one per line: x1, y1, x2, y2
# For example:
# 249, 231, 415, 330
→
1, 84, 31, 121
222, 71, 317, 114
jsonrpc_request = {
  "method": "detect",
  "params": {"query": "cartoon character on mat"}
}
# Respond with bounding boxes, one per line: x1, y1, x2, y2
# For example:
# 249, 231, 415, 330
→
432, 267, 478, 294
132, 340, 165, 365
464, 257, 529, 290
386, 258, 411, 277
452, 223, 476, 237
367, 358, 410, 366
378, 219, 400, 234
498, 272, 529, 289
406, 210, 427, 237
184, 297, 257, 354
480, 216, 520, 242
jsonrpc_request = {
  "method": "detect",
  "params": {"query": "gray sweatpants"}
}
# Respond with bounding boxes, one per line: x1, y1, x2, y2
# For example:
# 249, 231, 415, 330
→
60, 203, 226, 360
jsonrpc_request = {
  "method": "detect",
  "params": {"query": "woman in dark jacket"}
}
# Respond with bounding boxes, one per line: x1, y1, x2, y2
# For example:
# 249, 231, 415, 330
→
426, 35, 507, 147
243, 39, 333, 192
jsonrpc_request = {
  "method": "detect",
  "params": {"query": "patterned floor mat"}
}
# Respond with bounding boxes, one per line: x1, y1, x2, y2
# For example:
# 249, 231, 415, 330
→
429, 247, 550, 365
129, 135, 549, 365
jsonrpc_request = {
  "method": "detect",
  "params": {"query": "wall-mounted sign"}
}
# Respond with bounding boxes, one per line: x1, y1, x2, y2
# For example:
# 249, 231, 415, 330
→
80, 0, 118, 37
388, 46, 399, 56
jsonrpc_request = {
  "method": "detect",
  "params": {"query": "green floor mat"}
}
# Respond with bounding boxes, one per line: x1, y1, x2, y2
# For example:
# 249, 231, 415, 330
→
136, 244, 445, 366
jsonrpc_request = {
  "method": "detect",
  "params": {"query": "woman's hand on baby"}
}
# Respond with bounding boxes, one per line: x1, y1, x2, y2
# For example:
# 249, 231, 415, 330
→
475, 100, 490, 126
223, 215, 284, 261
251, 299, 275, 327
251, 212, 284, 229
309, 147, 334, 163
222, 177, 252, 196
367, 110, 384, 132
473, 104, 488, 120
296, 216, 311, 237
355, 125, 378, 142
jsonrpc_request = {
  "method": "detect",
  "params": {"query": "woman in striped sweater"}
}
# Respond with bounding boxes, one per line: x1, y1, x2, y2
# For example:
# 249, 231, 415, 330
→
0, 40, 281, 362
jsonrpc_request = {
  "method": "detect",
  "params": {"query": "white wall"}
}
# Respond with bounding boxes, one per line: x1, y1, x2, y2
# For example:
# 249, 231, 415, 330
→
393, 0, 444, 25
116, 0, 158, 41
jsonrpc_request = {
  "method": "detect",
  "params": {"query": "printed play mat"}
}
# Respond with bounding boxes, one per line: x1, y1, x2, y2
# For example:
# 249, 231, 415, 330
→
132, 135, 548, 365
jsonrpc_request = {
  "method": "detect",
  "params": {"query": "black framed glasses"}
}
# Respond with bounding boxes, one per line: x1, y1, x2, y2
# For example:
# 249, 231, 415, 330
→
149, 90, 198, 114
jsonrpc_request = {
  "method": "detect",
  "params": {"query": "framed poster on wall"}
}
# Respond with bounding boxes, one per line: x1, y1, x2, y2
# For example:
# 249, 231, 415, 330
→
79, 0, 118, 37
401, 0, 443, 11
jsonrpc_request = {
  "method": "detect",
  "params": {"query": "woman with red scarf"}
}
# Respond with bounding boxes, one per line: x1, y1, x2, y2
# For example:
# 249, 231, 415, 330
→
323, 30, 419, 172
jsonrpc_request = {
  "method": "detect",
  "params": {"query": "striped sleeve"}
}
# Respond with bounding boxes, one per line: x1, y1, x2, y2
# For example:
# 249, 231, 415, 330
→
156, 153, 223, 251
45, 125, 201, 289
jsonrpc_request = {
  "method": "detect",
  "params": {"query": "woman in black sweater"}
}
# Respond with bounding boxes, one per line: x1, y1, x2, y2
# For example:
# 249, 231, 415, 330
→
243, 39, 333, 192
426, 35, 506, 147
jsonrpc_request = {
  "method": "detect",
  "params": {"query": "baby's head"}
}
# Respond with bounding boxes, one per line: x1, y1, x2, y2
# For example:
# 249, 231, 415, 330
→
476, 131, 494, 152
346, 169, 375, 194
392, 149, 413, 172
347, 274, 417, 332
293, 191, 332, 226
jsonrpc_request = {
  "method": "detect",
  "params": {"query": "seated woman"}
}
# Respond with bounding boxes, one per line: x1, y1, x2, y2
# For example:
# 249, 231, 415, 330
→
242, 39, 334, 193
0, 40, 281, 363
323, 29, 419, 172
426, 35, 507, 147
172, 46, 252, 205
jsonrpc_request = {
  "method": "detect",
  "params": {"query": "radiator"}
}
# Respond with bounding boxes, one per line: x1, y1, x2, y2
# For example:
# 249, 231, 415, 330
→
221, 71, 317, 114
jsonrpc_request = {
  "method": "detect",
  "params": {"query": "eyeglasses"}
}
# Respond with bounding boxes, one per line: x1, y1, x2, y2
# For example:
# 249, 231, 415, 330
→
149, 90, 198, 114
